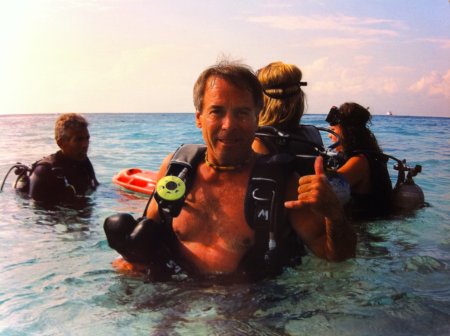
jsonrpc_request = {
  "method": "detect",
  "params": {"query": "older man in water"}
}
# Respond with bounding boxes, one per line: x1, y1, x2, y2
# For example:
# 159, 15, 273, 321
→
105, 61, 356, 280
27, 113, 99, 202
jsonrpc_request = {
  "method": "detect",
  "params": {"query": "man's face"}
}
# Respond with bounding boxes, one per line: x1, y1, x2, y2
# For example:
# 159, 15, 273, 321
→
58, 127, 90, 161
195, 76, 258, 166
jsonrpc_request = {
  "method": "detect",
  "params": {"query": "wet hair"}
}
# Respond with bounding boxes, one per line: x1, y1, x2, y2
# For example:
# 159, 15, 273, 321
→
256, 61, 307, 131
54, 113, 88, 142
325, 106, 340, 126
193, 60, 263, 113
330, 102, 383, 157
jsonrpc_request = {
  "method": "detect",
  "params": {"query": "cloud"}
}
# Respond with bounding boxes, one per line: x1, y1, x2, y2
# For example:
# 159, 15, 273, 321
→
66, 0, 119, 12
309, 37, 375, 48
381, 79, 400, 95
246, 15, 402, 37
303, 55, 405, 97
305, 57, 330, 72
352, 55, 374, 65
409, 69, 450, 99
382, 65, 412, 74
418, 38, 450, 49
260, 1, 294, 9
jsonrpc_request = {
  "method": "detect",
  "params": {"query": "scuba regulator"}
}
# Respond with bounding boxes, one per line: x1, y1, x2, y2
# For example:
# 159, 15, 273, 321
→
391, 157, 425, 210
154, 167, 188, 218
103, 164, 190, 279
0, 163, 32, 193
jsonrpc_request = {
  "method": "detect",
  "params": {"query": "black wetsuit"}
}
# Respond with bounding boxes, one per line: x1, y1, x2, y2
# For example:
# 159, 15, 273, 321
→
29, 150, 99, 202
349, 153, 393, 219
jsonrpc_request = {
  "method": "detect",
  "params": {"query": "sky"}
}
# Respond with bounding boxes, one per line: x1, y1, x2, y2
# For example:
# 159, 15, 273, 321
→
0, 0, 449, 117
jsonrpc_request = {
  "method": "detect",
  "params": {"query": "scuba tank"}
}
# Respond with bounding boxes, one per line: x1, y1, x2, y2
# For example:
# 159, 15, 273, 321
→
354, 152, 425, 212
329, 147, 425, 212
0, 163, 32, 193
391, 158, 425, 210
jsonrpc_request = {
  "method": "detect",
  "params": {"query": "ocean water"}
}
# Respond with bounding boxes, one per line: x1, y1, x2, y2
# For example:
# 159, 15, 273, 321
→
0, 113, 449, 336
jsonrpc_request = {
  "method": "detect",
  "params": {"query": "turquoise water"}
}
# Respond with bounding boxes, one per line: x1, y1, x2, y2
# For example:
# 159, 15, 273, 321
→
0, 113, 449, 335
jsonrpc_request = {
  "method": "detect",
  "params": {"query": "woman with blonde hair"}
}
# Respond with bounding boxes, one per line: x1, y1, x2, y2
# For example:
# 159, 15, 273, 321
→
253, 61, 323, 175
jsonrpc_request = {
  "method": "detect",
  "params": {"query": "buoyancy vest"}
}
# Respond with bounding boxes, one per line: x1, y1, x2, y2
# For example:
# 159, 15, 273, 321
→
27, 151, 99, 201
152, 144, 306, 278
255, 125, 325, 175
349, 152, 393, 219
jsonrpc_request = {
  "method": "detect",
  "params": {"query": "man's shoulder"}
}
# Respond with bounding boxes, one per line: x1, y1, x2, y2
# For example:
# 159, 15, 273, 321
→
32, 155, 54, 168
171, 144, 206, 163
34, 152, 58, 165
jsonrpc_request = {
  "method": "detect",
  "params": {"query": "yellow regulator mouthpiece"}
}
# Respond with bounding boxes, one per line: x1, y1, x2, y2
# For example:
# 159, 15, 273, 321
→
156, 175, 186, 201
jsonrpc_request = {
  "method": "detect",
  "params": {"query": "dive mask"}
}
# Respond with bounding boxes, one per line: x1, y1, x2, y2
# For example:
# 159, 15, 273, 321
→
326, 106, 340, 126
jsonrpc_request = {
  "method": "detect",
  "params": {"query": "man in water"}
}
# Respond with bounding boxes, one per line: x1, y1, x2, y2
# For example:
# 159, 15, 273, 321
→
28, 113, 99, 202
106, 61, 356, 280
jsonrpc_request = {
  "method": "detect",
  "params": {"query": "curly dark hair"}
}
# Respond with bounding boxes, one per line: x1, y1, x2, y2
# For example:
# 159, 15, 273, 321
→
337, 102, 383, 158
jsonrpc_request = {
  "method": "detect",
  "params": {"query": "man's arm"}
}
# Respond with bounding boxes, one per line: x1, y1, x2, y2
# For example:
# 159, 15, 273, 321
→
29, 164, 55, 201
29, 164, 76, 202
285, 156, 356, 261
104, 153, 175, 270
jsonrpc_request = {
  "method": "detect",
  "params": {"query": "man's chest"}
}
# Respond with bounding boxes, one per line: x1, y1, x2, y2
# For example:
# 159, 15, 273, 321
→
173, 179, 253, 247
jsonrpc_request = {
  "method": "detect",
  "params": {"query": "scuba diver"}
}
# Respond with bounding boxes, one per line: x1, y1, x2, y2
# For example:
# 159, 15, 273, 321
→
252, 61, 322, 176
104, 60, 356, 282
1, 113, 99, 203
251, 61, 350, 202
325, 103, 425, 219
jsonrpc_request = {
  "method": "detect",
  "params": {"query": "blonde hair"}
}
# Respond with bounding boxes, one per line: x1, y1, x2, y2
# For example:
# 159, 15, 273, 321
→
257, 62, 306, 130
54, 113, 88, 142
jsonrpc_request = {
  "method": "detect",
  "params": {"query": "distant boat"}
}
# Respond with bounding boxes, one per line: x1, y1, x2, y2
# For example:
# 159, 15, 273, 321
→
386, 111, 393, 116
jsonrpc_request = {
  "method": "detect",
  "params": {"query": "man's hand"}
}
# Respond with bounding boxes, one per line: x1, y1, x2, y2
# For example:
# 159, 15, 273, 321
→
284, 156, 342, 220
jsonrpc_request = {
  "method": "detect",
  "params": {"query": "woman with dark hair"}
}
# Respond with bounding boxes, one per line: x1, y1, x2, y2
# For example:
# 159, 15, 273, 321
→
326, 102, 393, 219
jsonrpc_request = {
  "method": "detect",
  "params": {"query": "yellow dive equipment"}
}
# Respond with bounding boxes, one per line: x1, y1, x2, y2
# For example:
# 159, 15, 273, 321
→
155, 175, 186, 201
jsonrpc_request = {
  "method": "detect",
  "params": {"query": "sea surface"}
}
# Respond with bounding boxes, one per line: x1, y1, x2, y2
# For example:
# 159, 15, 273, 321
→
0, 113, 449, 336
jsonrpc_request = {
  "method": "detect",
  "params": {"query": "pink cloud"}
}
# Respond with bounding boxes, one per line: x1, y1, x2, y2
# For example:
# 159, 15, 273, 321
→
246, 15, 401, 37
409, 70, 450, 99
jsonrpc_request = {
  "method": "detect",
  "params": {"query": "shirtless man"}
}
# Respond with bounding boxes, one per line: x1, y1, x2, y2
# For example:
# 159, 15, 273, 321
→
106, 61, 356, 278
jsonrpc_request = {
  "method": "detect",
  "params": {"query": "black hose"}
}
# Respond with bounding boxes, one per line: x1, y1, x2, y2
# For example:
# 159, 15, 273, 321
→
0, 164, 30, 192
255, 125, 342, 152
0, 166, 16, 192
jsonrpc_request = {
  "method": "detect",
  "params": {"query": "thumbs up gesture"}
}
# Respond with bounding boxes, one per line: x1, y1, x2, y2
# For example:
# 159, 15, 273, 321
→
285, 156, 342, 219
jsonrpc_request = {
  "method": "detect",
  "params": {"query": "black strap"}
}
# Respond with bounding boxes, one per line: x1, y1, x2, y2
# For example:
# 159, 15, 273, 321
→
142, 144, 206, 218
